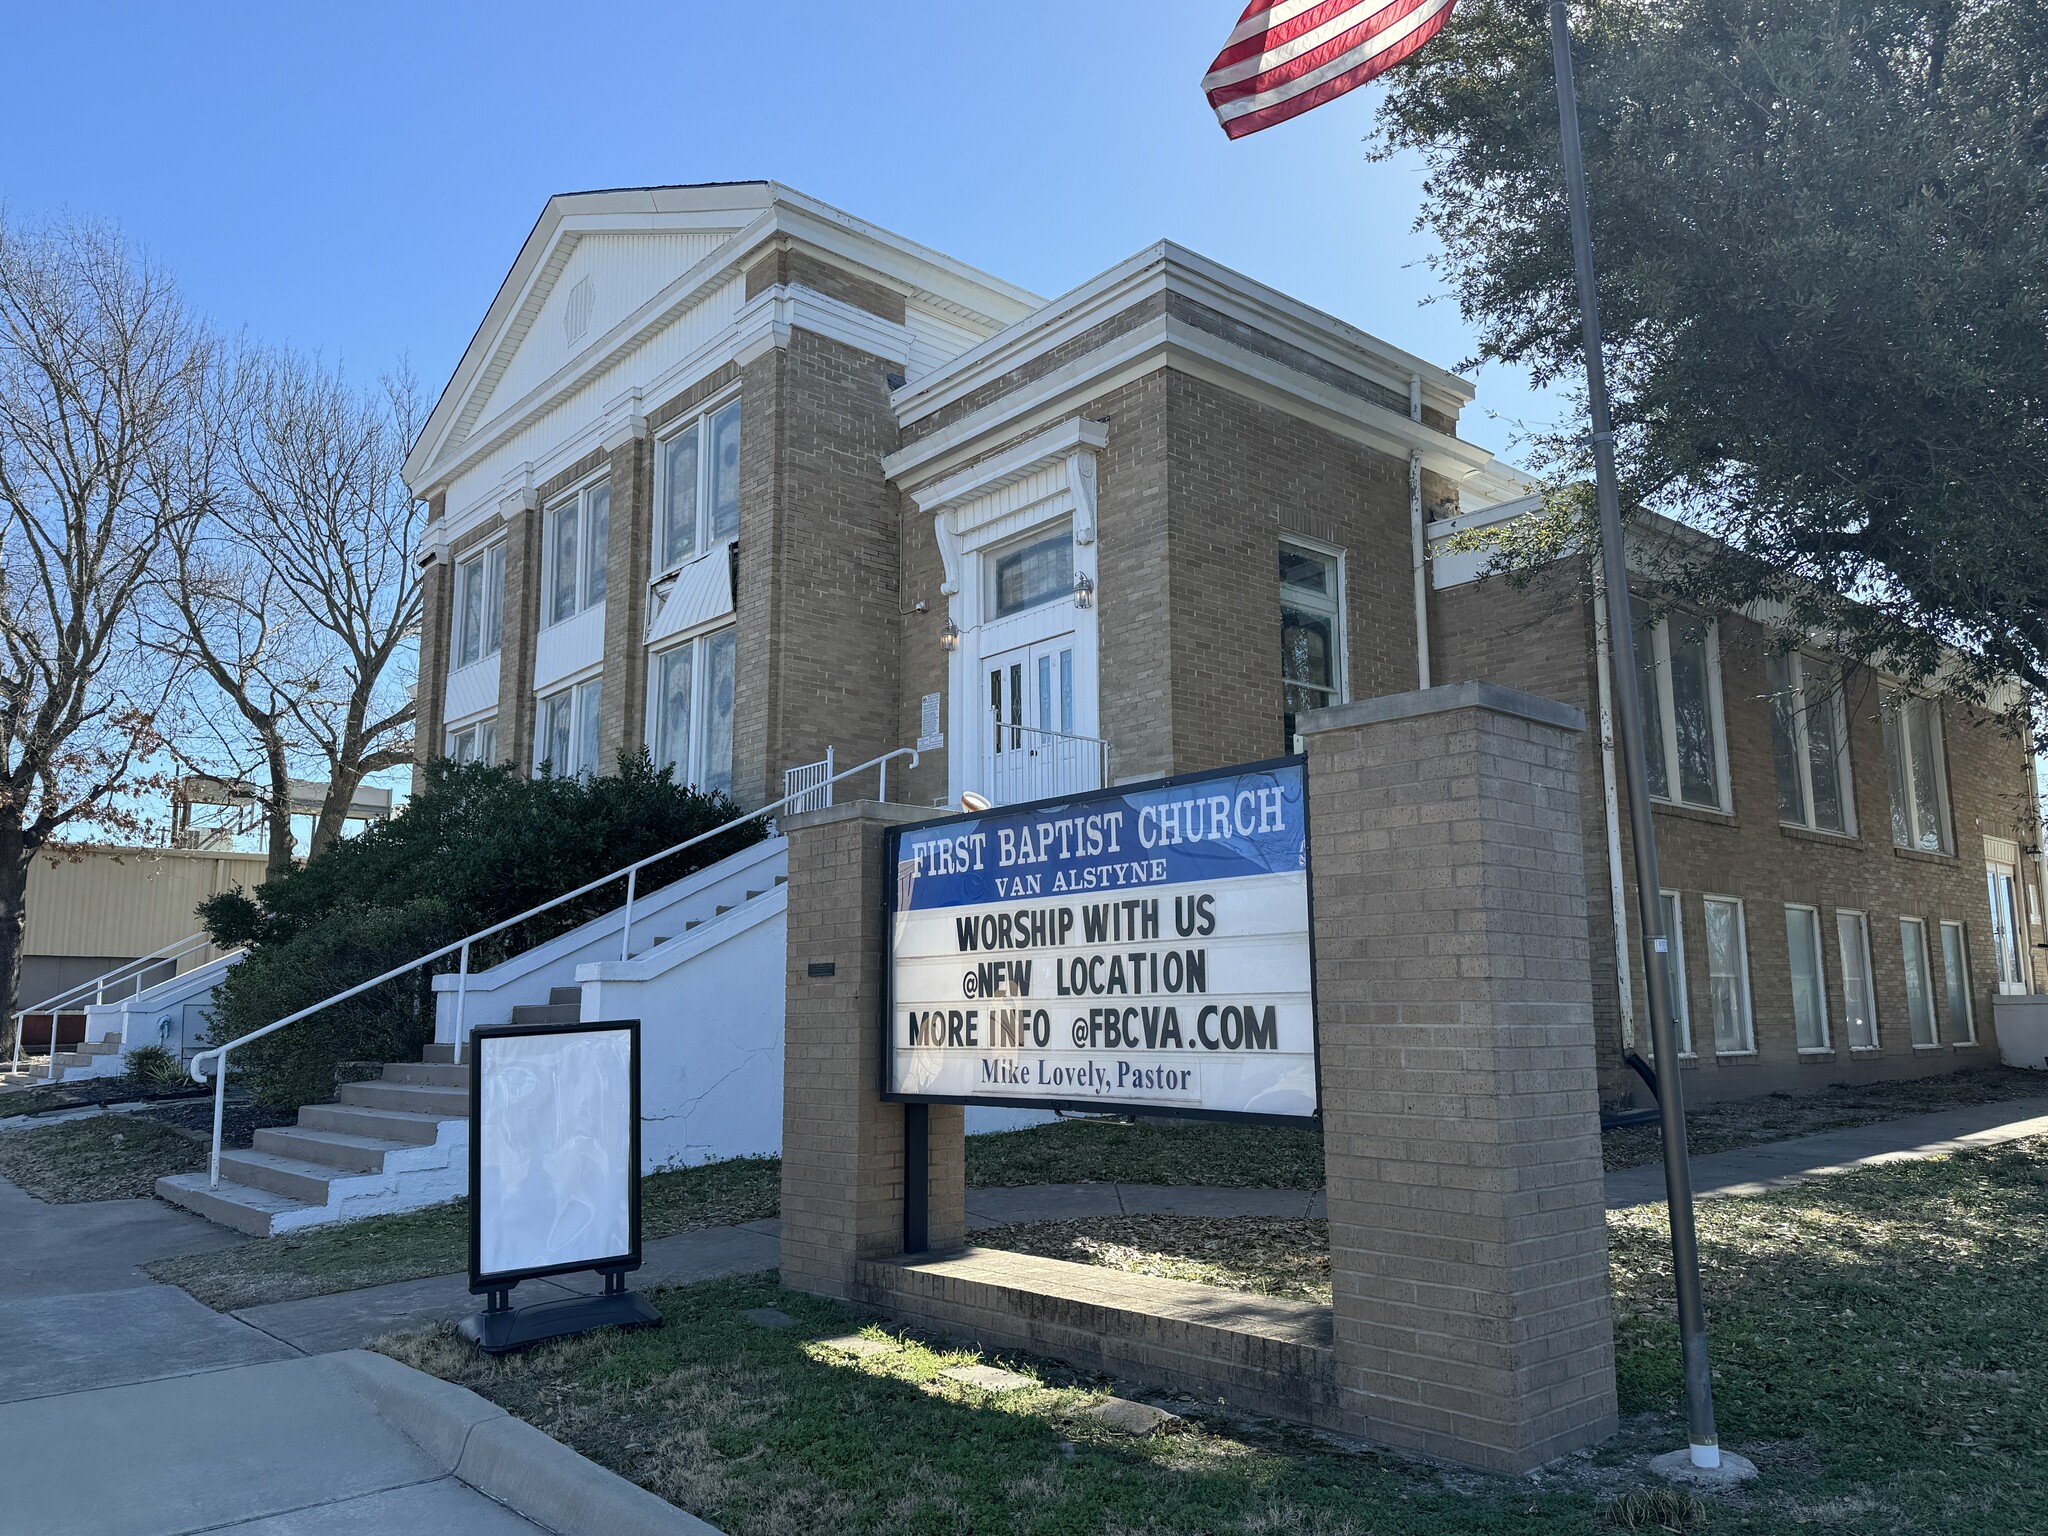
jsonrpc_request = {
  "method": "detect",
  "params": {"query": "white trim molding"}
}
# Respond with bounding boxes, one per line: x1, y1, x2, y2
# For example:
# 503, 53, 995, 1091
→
732, 283, 914, 369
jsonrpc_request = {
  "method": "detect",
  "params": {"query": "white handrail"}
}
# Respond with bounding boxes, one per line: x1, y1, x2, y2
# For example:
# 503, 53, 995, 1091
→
10, 931, 217, 1080
189, 747, 918, 1186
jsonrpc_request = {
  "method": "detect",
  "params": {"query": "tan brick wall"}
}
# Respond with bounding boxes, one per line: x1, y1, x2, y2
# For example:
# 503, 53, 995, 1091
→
1431, 569, 2045, 1104
494, 502, 544, 771
732, 329, 904, 809
744, 246, 907, 323
1304, 684, 1617, 1474
599, 432, 652, 767
779, 800, 954, 1300
413, 495, 452, 795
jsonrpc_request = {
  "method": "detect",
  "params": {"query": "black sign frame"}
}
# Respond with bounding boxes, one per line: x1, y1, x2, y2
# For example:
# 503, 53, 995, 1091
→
879, 756, 1322, 1127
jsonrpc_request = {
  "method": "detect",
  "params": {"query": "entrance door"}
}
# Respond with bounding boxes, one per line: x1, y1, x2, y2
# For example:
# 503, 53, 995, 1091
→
1988, 858, 2029, 994
985, 637, 1087, 804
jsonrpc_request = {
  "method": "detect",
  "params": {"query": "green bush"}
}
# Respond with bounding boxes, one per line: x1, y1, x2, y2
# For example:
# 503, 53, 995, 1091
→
201, 753, 764, 1109
122, 1043, 188, 1091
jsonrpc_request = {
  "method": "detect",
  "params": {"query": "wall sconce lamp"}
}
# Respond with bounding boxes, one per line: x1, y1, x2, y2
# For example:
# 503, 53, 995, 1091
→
939, 618, 961, 652
1074, 572, 1096, 610
960, 791, 992, 813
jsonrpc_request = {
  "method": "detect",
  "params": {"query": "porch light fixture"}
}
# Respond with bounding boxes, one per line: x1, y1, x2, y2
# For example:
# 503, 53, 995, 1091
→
1073, 572, 1095, 610
960, 791, 992, 813
939, 618, 961, 652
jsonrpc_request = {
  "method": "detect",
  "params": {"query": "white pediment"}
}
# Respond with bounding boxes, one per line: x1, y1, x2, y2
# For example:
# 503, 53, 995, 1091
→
464, 230, 736, 437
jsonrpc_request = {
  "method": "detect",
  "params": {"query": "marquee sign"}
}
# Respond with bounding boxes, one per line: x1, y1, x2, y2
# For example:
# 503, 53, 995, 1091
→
884, 759, 1318, 1121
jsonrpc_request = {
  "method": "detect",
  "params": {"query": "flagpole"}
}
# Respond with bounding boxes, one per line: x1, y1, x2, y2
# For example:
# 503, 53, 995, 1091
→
1546, 0, 1720, 1469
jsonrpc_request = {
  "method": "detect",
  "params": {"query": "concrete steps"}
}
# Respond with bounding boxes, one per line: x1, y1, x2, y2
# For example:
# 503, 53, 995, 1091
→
157, 1042, 471, 1236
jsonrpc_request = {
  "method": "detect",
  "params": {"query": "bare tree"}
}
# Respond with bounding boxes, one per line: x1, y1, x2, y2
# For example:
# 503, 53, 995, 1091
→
163, 345, 422, 873
0, 213, 205, 1024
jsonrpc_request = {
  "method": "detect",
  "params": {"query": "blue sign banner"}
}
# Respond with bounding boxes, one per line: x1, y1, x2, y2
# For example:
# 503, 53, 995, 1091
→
895, 761, 1307, 912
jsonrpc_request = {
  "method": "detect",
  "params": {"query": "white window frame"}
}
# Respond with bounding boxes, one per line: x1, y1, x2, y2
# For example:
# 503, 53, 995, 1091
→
1938, 919, 1977, 1044
1835, 909, 1879, 1051
534, 675, 603, 778
1636, 613, 1732, 813
1279, 536, 1349, 750
1767, 652, 1855, 835
1784, 903, 1832, 1053
1900, 916, 1939, 1047
1702, 894, 1756, 1055
645, 622, 737, 797
446, 717, 497, 766
452, 541, 505, 671
541, 476, 610, 629
1882, 688, 1953, 855
1658, 889, 1693, 1057
652, 391, 742, 579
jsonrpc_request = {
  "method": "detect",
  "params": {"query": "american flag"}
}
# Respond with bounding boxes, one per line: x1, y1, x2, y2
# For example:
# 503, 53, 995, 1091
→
1204, 0, 1457, 139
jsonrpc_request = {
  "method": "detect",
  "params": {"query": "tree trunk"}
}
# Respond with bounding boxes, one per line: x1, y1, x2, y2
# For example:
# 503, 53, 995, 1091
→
0, 818, 31, 1045
309, 766, 364, 861
263, 737, 296, 881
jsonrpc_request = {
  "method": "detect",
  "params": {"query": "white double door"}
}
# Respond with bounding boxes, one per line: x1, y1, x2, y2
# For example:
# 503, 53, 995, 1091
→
983, 634, 1085, 805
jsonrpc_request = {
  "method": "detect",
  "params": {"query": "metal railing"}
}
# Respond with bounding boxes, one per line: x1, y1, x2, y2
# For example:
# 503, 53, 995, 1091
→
189, 747, 918, 1187
9, 932, 218, 1080
989, 717, 1109, 806
782, 747, 835, 816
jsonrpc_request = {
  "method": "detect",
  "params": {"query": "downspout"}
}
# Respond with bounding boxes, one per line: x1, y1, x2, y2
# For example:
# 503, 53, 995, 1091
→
1591, 564, 1637, 1051
1408, 375, 1432, 690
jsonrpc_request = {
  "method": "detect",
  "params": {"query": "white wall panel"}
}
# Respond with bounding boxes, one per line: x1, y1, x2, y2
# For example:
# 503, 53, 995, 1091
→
443, 656, 502, 723
533, 602, 607, 691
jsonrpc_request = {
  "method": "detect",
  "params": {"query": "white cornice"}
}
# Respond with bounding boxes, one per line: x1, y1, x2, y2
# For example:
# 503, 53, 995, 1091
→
601, 388, 647, 453
885, 311, 1497, 492
896, 417, 1109, 508
891, 242, 1474, 432
732, 284, 915, 369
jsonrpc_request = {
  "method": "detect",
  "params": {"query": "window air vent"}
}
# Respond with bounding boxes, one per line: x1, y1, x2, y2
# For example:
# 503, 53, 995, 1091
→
562, 277, 594, 345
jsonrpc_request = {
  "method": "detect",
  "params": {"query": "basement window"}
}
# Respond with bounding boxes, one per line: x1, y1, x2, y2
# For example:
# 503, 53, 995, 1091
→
648, 627, 736, 798
447, 719, 497, 766
536, 677, 602, 778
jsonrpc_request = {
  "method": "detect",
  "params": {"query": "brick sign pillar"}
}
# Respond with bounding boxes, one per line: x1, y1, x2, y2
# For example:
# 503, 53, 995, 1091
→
1301, 682, 1619, 1474
779, 800, 965, 1300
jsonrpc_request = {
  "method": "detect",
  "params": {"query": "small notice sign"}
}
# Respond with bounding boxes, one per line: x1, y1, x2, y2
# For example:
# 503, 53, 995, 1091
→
884, 759, 1317, 1120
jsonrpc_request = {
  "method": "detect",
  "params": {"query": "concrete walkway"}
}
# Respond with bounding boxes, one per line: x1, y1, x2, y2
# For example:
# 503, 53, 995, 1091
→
0, 1175, 708, 1533
219, 1094, 2048, 1356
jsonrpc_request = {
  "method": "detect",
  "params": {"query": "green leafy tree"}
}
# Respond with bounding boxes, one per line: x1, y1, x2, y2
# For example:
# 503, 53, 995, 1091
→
200, 753, 763, 1108
1375, 0, 2048, 708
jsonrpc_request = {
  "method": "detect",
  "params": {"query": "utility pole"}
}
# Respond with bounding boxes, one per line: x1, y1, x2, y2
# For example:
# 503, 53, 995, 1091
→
1546, 0, 1721, 1470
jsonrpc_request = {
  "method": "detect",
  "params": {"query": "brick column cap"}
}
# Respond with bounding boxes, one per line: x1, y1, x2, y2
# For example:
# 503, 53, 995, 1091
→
1301, 680, 1584, 737
782, 799, 942, 834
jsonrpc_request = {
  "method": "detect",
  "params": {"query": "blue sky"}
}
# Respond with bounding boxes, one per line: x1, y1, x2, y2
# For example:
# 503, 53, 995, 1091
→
2, 0, 1562, 462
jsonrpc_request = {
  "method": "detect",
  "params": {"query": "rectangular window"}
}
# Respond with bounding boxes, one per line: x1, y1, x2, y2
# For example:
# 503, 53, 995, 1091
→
648, 627, 736, 798
1703, 895, 1754, 1053
655, 397, 742, 573
1882, 690, 1951, 854
1767, 652, 1852, 834
1659, 890, 1692, 1056
446, 719, 498, 766
1785, 904, 1831, 1051
1279, 540, 1345, 750
991, 528, 1074, 619
453, 543, 505, 670
1940, 921, 1975, 1044
1900, 917, 1938, 1045
535, 677, 602, 777
1836, 911, 1878, 1049
544, 480, 610, 626
1634, 613, 1727, 811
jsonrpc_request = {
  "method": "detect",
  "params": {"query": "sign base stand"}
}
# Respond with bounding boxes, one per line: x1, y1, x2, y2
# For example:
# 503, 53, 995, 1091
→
459, 1271, 661, 1355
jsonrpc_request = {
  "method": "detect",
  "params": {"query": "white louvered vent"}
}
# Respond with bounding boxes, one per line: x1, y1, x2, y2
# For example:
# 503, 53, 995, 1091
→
561, 276, 594, 345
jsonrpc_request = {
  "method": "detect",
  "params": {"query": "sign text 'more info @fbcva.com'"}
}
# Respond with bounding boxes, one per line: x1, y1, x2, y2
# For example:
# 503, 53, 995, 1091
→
886, 761, 1318, 1119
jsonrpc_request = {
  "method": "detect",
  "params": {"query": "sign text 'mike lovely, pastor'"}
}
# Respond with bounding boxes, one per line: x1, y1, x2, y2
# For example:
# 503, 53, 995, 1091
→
886, 762, 1318, 1119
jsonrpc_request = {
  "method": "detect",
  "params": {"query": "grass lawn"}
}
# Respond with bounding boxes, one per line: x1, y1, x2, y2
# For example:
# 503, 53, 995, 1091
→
0, 1115, 205, 1200
149, 1156, 783, 1311
381, 1138, 2048, 1536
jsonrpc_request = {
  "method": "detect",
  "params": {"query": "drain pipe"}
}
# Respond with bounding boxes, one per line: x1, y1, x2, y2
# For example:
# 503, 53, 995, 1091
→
1408, 375, 1432, 690
1591, 563, 1637, 1051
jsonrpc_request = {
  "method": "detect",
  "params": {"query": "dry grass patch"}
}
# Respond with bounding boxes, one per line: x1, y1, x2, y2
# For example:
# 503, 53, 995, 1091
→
976, 1215, 1331, 1302
0, 1115, 204, 1201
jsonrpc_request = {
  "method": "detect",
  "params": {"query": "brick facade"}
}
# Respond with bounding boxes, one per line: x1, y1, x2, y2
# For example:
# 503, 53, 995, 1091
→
1431, 566, 2044, 1103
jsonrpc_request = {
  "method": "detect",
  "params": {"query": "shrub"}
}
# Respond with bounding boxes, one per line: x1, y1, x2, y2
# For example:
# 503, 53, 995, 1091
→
201, 752, 764, 1109
122, 1044, 188, 1092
